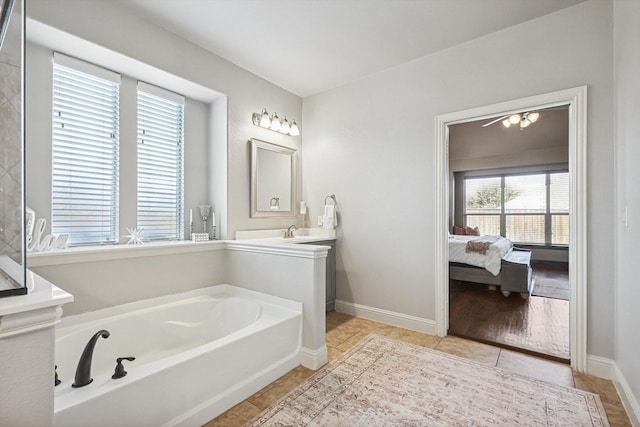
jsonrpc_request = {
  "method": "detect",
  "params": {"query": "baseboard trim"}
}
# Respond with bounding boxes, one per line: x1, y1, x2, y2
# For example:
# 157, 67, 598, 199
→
335, 300, 437, 335
613, 364, 640, 427
300, 345, 328, 370
586, 355, 640, 426
586, 354, 614, 379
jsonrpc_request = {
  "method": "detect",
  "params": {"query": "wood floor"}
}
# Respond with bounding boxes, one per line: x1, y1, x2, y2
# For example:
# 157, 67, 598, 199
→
449, 261, 570, 361
205, 312, 631, 426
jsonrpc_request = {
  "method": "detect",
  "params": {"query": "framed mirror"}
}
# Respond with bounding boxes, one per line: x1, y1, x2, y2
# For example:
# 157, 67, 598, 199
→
250, 138, 296, 218
0, 0, 26, 296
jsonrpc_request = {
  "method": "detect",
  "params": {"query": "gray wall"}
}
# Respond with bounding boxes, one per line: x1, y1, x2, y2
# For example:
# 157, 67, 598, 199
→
614, 0, 640, 412
25, 0, 303, 241
302, 1, 615, 358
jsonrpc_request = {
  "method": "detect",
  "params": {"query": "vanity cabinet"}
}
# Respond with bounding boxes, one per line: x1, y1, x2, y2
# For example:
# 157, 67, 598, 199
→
306, 240, 336, 312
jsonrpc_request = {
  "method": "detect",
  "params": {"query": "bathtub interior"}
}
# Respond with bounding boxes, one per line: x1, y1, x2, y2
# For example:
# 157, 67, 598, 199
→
54, 285, 302, 401
56, 294, 263, 381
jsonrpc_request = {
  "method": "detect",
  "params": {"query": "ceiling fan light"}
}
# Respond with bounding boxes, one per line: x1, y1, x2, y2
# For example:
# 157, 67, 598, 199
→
270, 113, 281, 131
259, 108, 271, 128
502, 119, 511, 128
528, 112, 540, 123
509, 114, 521, 124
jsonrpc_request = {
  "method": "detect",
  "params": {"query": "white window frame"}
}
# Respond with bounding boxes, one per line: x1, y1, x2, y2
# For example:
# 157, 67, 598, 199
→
463, 170, 569, 246
136, 82, 185, 241
51, 53, 121, 246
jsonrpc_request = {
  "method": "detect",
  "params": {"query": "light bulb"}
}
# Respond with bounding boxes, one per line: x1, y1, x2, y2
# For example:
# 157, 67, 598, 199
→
270, 113, 281, 131
259, 108, 271, 128
528, 112, 540, 123
280, 116, 290, 134
520, 118, 531, 128
509, 114, 521, 124
289, 120, 300, 136
502, 119, 511, 128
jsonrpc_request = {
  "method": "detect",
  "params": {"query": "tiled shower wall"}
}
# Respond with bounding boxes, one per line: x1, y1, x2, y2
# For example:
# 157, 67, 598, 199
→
0, 46, 22, 263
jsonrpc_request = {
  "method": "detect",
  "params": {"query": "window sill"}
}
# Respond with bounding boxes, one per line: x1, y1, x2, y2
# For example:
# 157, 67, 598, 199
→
27, 240, 226, 268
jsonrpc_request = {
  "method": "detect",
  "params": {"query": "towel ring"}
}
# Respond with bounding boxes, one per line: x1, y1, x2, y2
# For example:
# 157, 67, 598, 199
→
324, 194, 336, 205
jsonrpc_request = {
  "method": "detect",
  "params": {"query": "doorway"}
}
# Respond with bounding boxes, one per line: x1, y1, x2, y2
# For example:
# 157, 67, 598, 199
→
434, 86, 588, 371
447, 110, 570, 361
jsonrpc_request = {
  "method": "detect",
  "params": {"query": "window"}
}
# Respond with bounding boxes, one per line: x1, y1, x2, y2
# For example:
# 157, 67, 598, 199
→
464, 171, 569, 245
51, 54, 120, 245
136, 83, 185, 240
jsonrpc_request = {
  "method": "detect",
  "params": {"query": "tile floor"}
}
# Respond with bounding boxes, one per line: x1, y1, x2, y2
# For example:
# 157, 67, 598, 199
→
205, 311, 632, 426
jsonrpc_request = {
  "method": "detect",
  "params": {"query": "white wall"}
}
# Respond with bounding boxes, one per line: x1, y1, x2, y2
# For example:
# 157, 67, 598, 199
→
0, 328, 54, 427
25, 0, 303, 240
614, 0, 640, 414
30, 248, 228, 316
303, 1, 615, 358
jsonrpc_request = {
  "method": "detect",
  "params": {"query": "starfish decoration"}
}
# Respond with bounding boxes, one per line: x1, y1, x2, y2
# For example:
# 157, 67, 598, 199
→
125, 227, 145, 245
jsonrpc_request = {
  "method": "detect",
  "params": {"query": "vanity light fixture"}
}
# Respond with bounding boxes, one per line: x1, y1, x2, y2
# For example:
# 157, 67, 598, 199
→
252, 108, 301, 136
269, 112, 281, 131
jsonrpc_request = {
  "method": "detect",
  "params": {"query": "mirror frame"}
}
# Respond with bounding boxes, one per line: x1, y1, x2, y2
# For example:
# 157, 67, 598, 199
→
250, 138, 297, 218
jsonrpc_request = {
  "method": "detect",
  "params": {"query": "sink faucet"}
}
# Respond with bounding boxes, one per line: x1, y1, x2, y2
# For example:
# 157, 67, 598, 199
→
72, 329, 110, 388
284, 225, 298, 238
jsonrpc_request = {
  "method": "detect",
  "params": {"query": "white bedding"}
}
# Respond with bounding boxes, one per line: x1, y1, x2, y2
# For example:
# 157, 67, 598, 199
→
448, 235, 513, 276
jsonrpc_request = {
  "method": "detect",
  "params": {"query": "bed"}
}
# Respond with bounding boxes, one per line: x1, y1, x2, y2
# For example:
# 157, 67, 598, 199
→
448, 234, 533, 299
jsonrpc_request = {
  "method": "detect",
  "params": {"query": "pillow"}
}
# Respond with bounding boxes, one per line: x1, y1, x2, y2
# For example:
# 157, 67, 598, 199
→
453, 225, 466, 235
465, 226, 480, 236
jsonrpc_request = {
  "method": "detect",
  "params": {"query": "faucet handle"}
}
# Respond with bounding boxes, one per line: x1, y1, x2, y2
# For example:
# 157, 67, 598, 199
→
55, 365, 61, 386
112, 357, 136, 379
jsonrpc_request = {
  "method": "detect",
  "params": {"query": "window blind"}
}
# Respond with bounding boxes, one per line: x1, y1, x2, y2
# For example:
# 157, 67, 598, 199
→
137, 84, 185, 241
463, 171, 569, 245
51, 59, 120, 245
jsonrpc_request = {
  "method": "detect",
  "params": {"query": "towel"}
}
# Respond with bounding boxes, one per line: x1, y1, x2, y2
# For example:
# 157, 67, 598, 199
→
465, 235, 500, 255
322, 204, 337, 229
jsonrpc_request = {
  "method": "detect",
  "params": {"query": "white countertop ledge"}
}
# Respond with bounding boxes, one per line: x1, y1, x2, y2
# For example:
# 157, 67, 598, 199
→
0, 267, 74, 338
235, 228, 336, 244
27, 240, 227, 268
27, 233, 334, 268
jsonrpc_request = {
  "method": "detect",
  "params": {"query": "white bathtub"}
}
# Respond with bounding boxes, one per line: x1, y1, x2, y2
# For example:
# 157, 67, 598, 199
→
54, 284, 302, 427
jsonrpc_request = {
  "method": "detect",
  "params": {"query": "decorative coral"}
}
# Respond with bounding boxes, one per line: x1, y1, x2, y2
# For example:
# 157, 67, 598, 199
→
125, 227, 145, 245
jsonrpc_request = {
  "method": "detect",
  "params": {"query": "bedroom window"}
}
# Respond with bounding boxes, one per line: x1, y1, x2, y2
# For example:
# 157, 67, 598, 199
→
136, 83, 185, 241
51, 54, 120, 245
464, 171, 569, 245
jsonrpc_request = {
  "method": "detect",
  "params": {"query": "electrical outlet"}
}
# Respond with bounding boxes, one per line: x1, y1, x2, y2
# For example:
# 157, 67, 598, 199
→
318, 215, 323, 226
624, 205, 630, 228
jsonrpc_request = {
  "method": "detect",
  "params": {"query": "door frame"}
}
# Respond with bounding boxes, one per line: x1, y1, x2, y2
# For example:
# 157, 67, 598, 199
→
434, 86, 588, 372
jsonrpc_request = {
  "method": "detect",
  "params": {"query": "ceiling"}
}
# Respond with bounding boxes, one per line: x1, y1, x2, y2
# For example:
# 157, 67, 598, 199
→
120, 0, 584, 98
449, 107, 569, 163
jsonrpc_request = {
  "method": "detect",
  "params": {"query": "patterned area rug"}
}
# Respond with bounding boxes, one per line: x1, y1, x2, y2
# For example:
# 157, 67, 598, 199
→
247, 335, 608, 426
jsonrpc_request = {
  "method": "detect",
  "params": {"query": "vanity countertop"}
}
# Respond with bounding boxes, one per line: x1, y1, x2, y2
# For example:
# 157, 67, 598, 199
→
235, 228, 336, 244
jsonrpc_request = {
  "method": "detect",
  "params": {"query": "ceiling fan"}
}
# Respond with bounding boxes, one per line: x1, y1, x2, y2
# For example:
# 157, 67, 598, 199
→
482, 111, 540, 129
